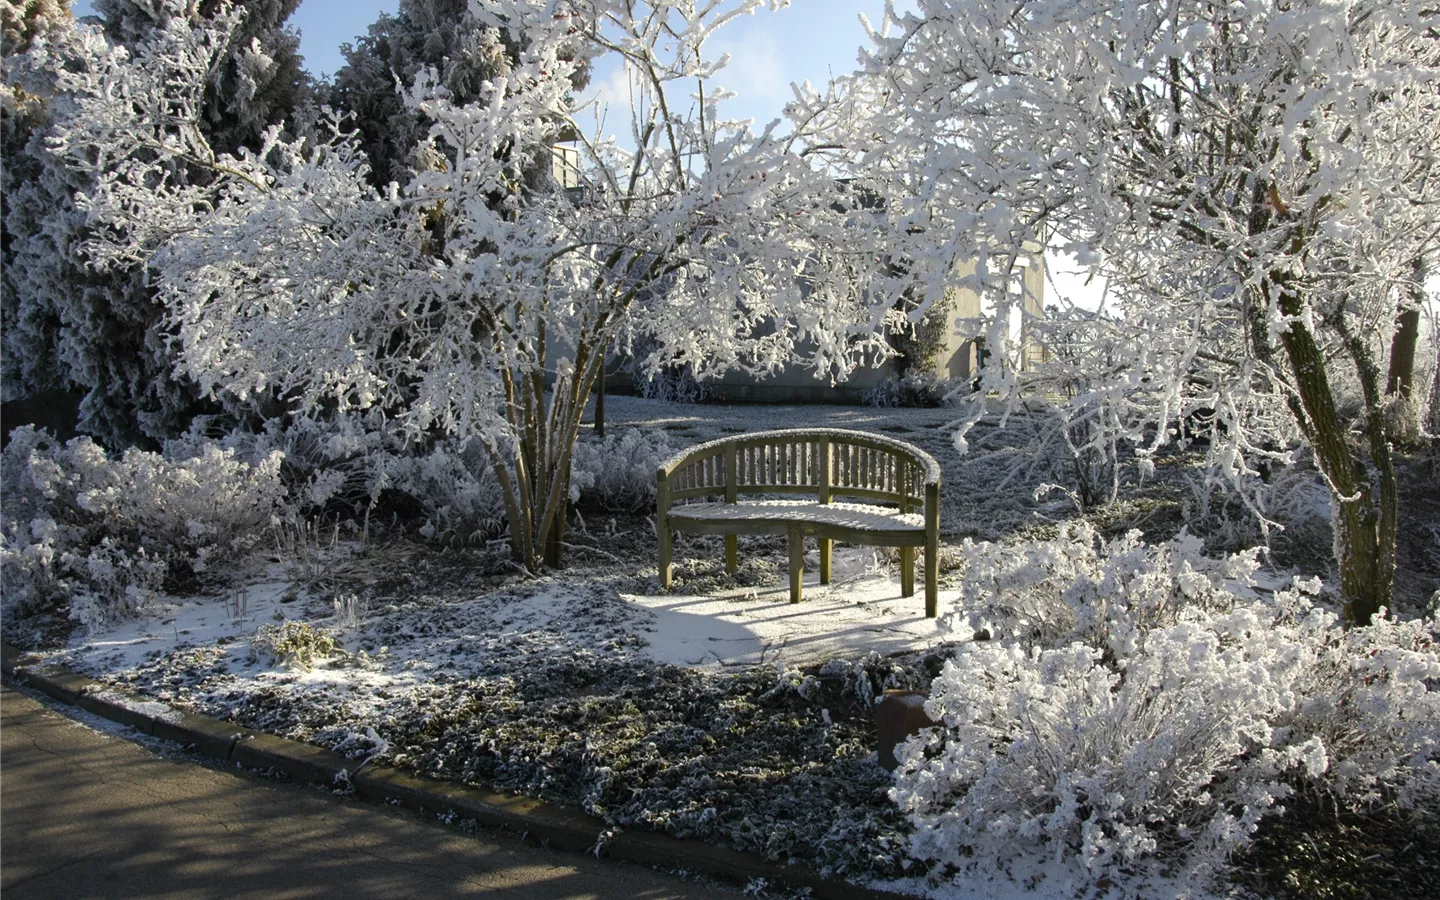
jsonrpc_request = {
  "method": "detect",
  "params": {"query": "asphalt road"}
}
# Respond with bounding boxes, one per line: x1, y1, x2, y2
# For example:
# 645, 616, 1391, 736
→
0, 683, 740, 899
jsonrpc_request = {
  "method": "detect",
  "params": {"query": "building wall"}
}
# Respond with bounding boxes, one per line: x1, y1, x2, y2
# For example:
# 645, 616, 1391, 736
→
934, 254, 1047, 383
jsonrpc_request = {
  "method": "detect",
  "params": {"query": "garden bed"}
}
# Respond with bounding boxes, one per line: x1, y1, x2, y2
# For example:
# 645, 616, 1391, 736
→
5, 398, 1438, 899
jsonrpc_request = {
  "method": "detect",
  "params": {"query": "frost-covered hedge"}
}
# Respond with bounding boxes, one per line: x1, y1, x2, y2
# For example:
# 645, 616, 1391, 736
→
569, 428, 676, 511
1, 427, 289, 628
259, 420, 672, 541
895, 524, 1440, 885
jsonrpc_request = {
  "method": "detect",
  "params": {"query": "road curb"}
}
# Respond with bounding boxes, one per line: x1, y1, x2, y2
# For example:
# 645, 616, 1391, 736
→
353, 764, 601, 852
76, 688, 166, 734
19, 662, 101, 705
0, 641, 908, 899
0, 641, 40, 676
152, 709, 252, 759
229, 732, 348, 783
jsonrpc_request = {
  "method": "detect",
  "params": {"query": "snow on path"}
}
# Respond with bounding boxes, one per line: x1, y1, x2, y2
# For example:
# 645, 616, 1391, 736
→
627, 547, 955, 667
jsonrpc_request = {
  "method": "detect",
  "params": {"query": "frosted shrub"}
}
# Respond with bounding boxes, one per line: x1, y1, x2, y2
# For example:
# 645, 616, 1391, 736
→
250, 417, 507, 543
1180, 456, 1333, 564
251, 620, 338, 669
569, 428, 676, 512
383, 439, 506, 542
896, 529, 1440, 886
67, 538, 169, 631
0, 517, 65, 621
0, 427, 289, 627
88, 443, 287, 569
864, 371, 950, 408
953, 521, 1258, 652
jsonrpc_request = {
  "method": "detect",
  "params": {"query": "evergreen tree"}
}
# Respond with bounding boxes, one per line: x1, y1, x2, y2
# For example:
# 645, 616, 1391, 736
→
94, 0, 310, 155
0, 0, 74, 401
1, 0, 309, 444
330, 0, 528, 187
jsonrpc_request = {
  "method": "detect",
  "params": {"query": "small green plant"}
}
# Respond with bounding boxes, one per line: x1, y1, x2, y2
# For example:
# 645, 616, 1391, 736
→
252, 620, 338, 669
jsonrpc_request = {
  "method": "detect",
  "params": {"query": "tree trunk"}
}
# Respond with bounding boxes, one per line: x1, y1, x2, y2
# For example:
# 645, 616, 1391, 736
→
595, 357, 606, 439
543, 481, 567, 568
501, 336, 610, 573
1387, 308, 1421, 400
1269, 280, 1394, 625
1385, 258, 1425, 446
1430, 351, 1440, 438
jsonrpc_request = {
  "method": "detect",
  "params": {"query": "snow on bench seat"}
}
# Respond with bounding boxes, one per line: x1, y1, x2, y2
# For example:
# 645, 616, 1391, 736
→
667, 499, 925, 536
656, 428, 941, 616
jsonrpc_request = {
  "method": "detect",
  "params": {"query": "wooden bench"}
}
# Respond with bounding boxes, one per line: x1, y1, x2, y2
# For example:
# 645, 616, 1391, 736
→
656, 428, 942, 616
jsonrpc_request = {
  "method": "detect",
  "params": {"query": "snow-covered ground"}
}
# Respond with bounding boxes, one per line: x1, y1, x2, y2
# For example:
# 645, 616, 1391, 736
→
627, 550, 954, 668
67, 543, 957, 674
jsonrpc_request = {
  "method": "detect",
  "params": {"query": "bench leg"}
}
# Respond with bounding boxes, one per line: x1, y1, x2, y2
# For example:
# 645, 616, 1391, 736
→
788, 526, 804, 604
659, 523, 674, 590
900, 546, 914, 597
924, 533, 939, 618
725, 535, 738, 574
819, 538, 832, 584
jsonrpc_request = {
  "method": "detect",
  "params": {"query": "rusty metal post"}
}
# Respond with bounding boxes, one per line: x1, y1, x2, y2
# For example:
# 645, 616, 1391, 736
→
873, 689, 934, 772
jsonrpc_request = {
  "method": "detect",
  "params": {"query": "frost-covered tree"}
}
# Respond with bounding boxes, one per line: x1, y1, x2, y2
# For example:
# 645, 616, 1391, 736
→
842, 0, 1440, 624
1, 0, 70, 52
1, 0, 73, 400
49, 0, 900, 571
93, 0, 310, 156
330, 0, 536, 188
1, 0, 308, 442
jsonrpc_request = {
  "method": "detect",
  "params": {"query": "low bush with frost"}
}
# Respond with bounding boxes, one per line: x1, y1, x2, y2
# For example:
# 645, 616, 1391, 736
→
1, 427, 289, 628
569, 428, 676, 512
951, 521, 1258, 651
246, 419, 672, 540
243, 416, 508, 544
385, 439, 506, 542
1179, 453, 1335, 566
864, 371, 951, 408
895, 526, 1440, 886
251, 619, 339, 669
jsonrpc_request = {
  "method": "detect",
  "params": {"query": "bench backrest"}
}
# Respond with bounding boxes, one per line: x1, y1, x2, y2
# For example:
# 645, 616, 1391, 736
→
657, 428, 941, 512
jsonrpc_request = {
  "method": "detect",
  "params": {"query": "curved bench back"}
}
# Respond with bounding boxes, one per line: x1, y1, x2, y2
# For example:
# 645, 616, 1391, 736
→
657, 428, 940, 511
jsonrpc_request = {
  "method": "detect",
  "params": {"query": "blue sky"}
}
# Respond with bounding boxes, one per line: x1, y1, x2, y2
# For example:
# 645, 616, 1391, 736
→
74, 2, 903, 101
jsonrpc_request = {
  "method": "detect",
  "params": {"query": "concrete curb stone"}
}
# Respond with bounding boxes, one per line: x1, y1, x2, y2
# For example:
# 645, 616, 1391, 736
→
19, 663, 101, 705
0, 639, 33, 673
151, 711, 252, 760
0, 641, 911, 900
232, 732, 358, 788
75, 688, 163, 735
354, 765, 600, 852
346, 764, 901, 897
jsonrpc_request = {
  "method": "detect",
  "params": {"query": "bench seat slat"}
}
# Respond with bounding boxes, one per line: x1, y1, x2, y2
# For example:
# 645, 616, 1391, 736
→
668, 499, 924, 537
